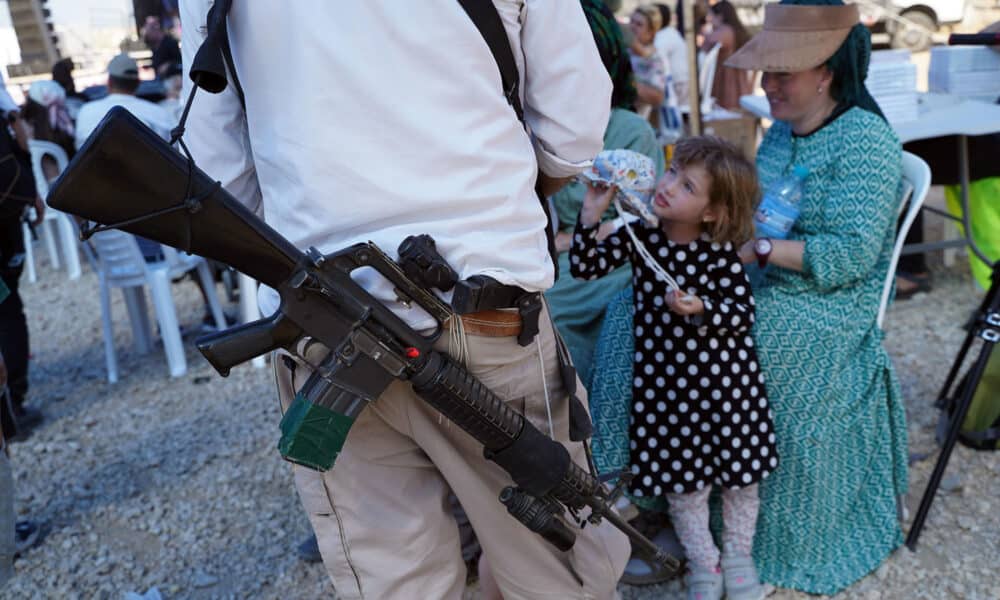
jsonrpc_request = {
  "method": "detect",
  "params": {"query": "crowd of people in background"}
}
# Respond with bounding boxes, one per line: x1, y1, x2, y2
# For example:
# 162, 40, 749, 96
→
622, 0, 754, 139
0, 15, 191, 582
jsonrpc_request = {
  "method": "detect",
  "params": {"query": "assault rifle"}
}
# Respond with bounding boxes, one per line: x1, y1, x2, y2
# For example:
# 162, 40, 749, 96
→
48, 107, 679, 572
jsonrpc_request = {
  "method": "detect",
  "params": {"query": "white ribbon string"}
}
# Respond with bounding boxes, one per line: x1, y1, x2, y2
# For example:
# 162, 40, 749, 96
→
612, 197, 686, 298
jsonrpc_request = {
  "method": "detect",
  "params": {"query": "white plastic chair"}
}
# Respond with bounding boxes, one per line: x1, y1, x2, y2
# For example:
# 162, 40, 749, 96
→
679, 43, 721, 116
877, 151, 931, 329
89, 228, 227, 383
21, 142, 58, 280
20, 209, 58, 284
21, 140, 81, 281
19, 219, 37, 284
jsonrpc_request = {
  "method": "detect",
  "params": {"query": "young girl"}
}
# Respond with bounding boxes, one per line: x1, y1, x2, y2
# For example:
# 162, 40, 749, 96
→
570, 137, 778, 600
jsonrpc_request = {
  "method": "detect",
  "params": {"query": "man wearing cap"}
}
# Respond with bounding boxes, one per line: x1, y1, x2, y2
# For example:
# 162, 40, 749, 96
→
178, 2, 629, 599
142, 16, 182, 79
75, 54, 175, 150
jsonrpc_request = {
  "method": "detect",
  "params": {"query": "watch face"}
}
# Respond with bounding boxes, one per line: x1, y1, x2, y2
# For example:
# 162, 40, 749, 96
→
754, 238, 773, 254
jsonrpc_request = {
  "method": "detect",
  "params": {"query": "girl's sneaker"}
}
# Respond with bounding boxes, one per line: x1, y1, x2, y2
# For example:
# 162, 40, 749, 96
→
685, 564, 723, 600
720, 545, 766, 600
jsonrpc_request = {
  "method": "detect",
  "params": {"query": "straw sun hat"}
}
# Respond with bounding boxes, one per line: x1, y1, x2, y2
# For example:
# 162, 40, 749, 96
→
725, 3, 860, 72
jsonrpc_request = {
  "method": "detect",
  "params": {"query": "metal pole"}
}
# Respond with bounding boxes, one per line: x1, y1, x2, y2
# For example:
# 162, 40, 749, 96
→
957, 135, 993, 268
684, 0, 701, 135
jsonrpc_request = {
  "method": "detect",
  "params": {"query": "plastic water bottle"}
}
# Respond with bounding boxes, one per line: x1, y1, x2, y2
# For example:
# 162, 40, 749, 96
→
754, 165, 809, 239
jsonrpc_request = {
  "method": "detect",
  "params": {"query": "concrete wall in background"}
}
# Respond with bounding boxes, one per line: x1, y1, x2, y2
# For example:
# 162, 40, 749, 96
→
0, 0, 133, 75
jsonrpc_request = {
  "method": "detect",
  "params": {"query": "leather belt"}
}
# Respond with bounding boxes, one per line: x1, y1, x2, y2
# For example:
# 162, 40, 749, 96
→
444, 309, 522, 337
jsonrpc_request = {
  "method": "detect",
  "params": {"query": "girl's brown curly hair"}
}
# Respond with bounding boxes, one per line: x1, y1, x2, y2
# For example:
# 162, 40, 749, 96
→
671, 136, 760, 245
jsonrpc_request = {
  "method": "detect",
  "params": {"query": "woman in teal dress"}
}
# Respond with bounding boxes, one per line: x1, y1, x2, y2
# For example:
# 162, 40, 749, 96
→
725, 0, 909, 593
546, 0, 663, 388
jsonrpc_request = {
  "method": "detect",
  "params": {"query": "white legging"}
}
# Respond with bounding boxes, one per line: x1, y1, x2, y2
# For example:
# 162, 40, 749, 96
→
666, 484, 760, 570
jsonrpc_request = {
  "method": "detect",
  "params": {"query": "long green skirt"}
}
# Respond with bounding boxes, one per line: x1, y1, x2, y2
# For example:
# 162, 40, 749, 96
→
751, 286, 909, 594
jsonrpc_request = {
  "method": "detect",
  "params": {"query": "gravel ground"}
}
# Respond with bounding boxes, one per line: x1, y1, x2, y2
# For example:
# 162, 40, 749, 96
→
2, 241, 997, 599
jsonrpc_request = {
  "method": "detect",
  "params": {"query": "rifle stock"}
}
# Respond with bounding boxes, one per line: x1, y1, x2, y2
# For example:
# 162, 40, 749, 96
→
47, 107, 302, 289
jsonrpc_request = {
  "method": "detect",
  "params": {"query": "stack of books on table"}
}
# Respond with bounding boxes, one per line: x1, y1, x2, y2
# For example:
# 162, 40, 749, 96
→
929, 46, 1000, 103
866, 49, 919, 123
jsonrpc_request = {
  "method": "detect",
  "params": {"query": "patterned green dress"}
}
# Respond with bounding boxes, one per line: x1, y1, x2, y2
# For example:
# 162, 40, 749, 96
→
751, 107, 909, 594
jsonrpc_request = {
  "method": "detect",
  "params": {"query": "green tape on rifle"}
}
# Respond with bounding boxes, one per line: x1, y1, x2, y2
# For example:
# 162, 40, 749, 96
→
278, 393, 355, 471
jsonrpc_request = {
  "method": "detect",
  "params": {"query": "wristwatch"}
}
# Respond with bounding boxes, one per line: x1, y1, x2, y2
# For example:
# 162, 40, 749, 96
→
753, 237, 773, 268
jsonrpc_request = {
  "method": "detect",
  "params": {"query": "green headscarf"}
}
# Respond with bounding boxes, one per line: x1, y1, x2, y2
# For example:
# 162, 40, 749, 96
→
780, 0, 887, 121
581, 0, 638, 110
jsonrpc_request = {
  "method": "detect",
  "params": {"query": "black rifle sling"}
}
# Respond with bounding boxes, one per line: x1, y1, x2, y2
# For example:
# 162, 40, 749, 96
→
456, 3, 585, 437
455, 0, 524, 122
456, 0, 560, 279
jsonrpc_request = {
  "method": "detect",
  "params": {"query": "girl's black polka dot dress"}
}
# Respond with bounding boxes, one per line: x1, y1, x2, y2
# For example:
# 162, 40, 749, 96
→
570, 221, 779, 496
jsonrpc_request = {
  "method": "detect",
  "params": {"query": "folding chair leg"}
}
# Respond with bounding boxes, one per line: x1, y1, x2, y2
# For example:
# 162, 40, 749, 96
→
56, 213, 82, 280
238, 273, 266, 369
98, 275, 118, 383
196, 261, 227, 330
41, 218, 59, 270
20, 221, 36, 284
942, 219, 959, 267
122, 286, 153, 355
147, 268, 186, 378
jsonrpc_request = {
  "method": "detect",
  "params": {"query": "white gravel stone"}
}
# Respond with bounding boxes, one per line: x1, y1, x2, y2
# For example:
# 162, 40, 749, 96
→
193, 572, 219, 588
939, 473, 964, 493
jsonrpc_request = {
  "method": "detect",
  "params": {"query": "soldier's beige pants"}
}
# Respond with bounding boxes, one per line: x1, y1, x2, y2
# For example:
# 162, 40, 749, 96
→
275, 306, 629, 599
